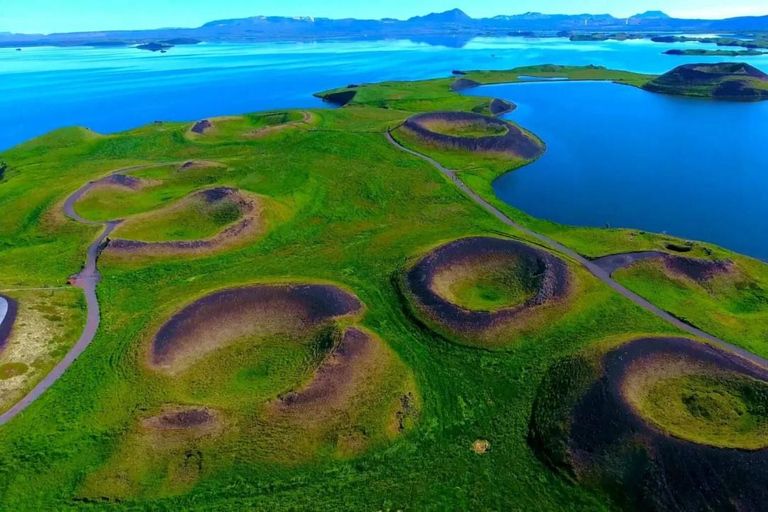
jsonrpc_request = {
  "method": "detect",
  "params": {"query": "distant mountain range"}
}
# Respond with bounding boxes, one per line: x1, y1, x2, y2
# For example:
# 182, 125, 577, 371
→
2, 8, 767, 49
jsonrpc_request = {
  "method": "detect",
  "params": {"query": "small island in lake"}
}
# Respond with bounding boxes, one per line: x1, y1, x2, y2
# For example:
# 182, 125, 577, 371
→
665, 48, 768, 57
643, 62, 768, 100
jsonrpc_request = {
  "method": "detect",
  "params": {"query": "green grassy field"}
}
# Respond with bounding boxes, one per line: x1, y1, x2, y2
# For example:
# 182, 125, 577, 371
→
614, 255, 768, 358
0, 65, 765, 510
111, 190, 245, 242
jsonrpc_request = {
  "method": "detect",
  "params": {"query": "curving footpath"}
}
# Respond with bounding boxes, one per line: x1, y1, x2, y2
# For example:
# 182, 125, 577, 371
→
591, 251, 667, 275
385, 130, 768, 370
0, 166, 149, 426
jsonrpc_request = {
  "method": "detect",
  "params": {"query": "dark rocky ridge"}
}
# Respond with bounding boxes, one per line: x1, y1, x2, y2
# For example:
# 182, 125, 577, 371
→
406, 237, 570, 333
643, 62, 768, 100
403, 112, 543, 159
449, 78, 481, 92
489, 98, 516, 115
191, 120, 213, 134
151, 284, 362, 367
319, 89, 357, 106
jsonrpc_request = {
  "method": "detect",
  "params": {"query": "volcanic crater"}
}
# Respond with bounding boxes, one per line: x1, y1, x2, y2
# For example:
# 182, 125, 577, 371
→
401, 112, 543, 160
530, 336, 768, 511
106, 187, 263, 257
405, 236, 571, 345
149, 283, 363, 373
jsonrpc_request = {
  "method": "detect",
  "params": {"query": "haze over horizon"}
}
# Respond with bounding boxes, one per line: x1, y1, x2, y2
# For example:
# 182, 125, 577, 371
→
2, 0, 767, 34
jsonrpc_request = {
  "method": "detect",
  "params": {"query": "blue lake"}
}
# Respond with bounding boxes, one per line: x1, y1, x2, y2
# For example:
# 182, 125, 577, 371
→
467, 81, 768, 260
2, 37, 768, 259
2, 37, 767, 150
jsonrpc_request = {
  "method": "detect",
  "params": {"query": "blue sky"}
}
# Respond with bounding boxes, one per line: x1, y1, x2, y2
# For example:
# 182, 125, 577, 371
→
2, 0, 767, 34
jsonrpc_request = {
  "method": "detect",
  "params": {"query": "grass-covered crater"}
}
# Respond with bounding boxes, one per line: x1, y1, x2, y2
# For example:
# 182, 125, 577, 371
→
399, 112, 544, 160
643, 63, 768, 101
149, 283, 363, 373
111, 187, 252, 243
530, 336, 768, 511
404, 236, 571, 346
81, 283, 419, 500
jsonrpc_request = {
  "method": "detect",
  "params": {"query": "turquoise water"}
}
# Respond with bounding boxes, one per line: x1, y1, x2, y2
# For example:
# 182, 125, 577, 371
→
467, 81, 768, 260
2, 37, 767, 150
2, 37, 767, 258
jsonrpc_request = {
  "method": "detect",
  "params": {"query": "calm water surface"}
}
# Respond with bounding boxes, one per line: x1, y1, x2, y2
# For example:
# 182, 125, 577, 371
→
2, 37, 767, 150
468, 81, 768, 260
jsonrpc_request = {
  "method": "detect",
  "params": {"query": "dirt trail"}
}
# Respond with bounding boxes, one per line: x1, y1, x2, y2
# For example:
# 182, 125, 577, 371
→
384, 130, 768, 370
591, 251, 667, 275
0, 164, 157, 426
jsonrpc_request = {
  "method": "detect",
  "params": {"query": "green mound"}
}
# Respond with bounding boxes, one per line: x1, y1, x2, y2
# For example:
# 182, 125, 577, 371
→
73, 164, 225, 222
188, 111, 311, 141
643, 62, 768, 100
432, 255, 541, 312
638, 373, 768, 449
614, 257, 768, 356
111, 189, 245, 242
419, 118, 509, 138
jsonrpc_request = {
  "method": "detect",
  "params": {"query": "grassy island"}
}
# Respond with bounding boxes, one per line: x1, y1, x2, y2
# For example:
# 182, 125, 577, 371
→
643, 62, 768, 100
665, 48, 768, 57
0, 63, 767, 510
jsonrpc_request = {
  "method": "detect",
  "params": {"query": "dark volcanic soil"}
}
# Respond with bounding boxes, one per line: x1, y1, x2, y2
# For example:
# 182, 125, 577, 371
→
191, 120, 213, 134
278, 327, 375, 410
450, 78, 481, 91
644, 63, 768, 101
566, 337, 768, 512
149, 407, 216, 430
320, 89, 357, 106
663, 255, 734, 281
489, 98, 516, 116
0, 295, 18, 352
200, 186, 236, 204
406, 237, 570, 333
151, 284, 362, 369
106, 188, 259, 255
403, 112, 543, 160
592, 251, 734, 282
100, 173, 143, 190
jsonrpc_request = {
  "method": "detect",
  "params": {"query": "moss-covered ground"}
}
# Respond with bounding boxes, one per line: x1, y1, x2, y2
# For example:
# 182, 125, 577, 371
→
614, 255, 768, 358
639, 373, 768, 449
0, 65, 765, 510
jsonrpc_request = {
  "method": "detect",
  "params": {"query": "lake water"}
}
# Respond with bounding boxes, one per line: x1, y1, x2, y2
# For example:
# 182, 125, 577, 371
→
0, 297, 8, 327
2, 37, 767, 151
2, 36, 768, 258
467, 81, 768, 260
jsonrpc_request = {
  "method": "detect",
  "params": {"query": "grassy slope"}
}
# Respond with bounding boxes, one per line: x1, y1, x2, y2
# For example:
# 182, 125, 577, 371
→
0, 64, 759, 510
111, 195, 243, 242
325, 65, 732, 259
614, 255, 768, 358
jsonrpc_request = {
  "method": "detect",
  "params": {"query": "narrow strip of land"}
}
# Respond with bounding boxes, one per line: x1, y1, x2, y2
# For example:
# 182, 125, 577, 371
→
385, 130, 767, 369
